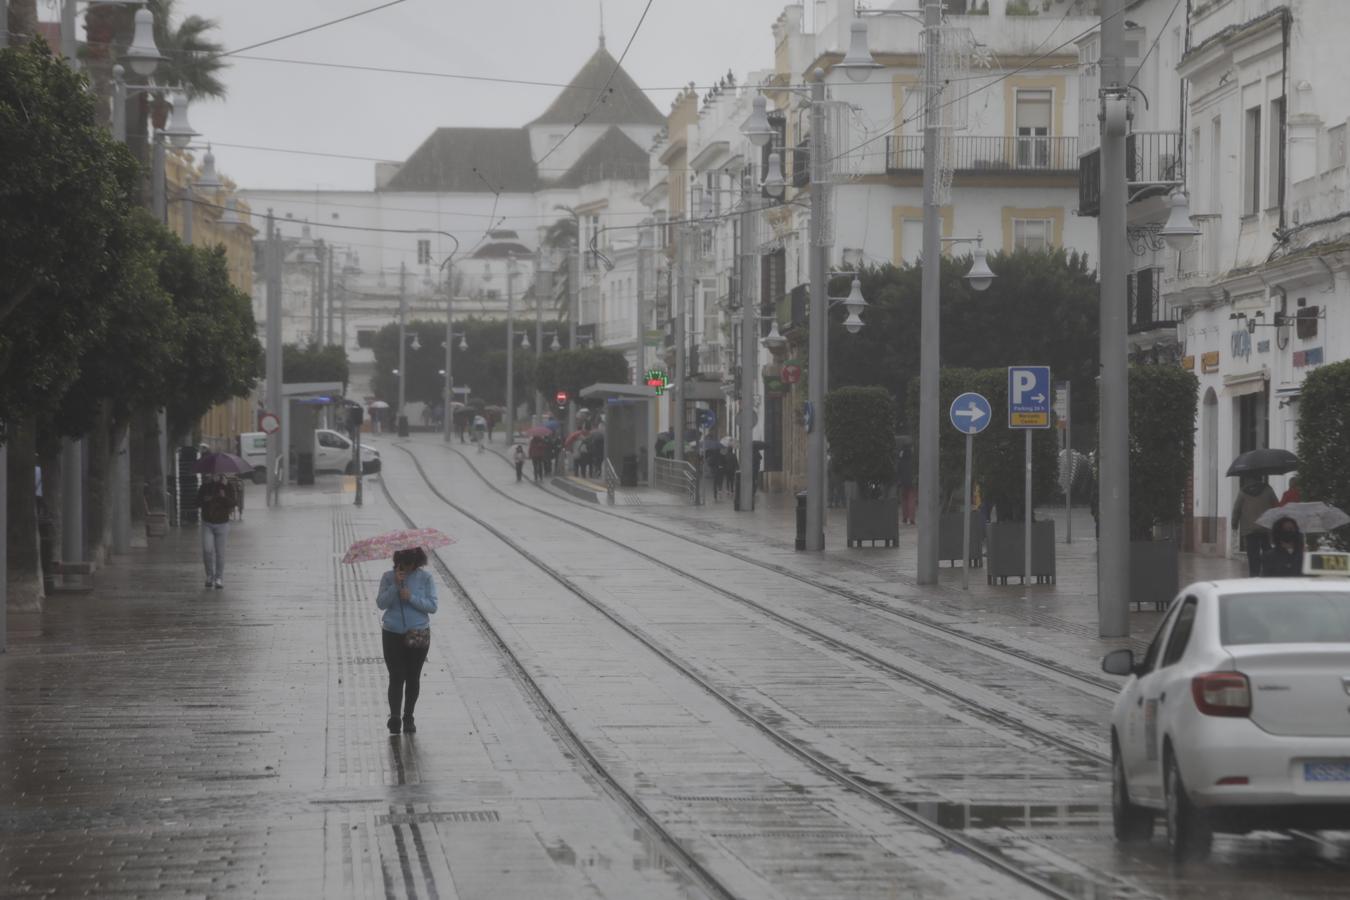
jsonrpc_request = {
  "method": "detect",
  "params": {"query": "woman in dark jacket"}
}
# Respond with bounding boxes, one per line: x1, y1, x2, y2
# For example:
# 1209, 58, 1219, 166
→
1260, 516, 1305, 577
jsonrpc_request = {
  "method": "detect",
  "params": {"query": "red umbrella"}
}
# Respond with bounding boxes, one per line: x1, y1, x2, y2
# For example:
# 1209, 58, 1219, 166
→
525, 425, 552, 439
342, 527, 455, 564
564, 429, 587, 449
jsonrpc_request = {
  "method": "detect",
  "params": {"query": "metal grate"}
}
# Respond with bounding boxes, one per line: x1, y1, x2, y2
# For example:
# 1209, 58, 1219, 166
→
376, 810, 500, 826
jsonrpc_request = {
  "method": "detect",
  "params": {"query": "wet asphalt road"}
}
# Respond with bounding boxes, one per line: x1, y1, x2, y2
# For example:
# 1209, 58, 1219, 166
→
2, 434, 1348, 898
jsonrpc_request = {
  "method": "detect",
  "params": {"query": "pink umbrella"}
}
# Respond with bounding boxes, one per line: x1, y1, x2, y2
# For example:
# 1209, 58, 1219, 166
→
342, 527, 455, 564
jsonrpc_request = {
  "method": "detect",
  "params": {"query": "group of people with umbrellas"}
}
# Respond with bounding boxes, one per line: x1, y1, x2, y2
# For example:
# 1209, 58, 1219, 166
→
1227, 447, 1349, 577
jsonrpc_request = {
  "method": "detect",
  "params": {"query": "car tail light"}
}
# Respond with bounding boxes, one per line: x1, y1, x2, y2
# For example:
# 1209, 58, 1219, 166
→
1191, 671, 1252, 717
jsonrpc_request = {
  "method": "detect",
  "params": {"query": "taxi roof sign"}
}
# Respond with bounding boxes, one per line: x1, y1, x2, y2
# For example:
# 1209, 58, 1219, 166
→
1303, 550, 1350, 577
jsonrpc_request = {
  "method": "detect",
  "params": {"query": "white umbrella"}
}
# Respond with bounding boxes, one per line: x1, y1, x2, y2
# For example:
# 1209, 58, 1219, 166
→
1255, 502, 1350, 534
369, 400, 391, 409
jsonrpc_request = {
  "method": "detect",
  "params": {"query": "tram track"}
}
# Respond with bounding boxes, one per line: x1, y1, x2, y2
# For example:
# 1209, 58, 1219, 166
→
464, 444, 1123, 697
374, 467, 737, 900
437, 443, 1116, 761
388, 442, 1159, 900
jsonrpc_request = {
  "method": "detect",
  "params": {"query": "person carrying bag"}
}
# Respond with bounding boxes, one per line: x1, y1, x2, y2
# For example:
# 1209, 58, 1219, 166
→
376, 547, 438, 735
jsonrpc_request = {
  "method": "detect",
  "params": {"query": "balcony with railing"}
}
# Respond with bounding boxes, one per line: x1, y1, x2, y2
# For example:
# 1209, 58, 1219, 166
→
690, 342, 728, 377
886, 135, 1078, 175
1079, 131, 1183, 216
1127, 267, 1175, 336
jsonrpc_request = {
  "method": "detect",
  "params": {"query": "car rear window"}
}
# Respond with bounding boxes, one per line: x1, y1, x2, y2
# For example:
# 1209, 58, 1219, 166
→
1220, 591, 1350, 645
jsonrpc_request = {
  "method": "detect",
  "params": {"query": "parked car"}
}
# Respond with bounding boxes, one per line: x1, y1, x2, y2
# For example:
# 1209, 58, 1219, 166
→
238, 429, 380, 483
1103, 574, 1350, 859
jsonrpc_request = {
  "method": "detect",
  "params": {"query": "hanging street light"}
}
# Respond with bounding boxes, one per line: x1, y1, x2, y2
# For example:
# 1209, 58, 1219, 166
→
1159, 188, 1201, 252
836, 19, 882, 83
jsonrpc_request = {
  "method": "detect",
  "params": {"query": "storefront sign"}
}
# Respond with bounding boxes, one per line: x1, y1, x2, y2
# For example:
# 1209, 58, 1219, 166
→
1256, 339, 1270, 353
1293, 346, 1324, 369
1180, 355, 1195, 371
1200, 351, 1221, 373
1231, 328, 1252, 360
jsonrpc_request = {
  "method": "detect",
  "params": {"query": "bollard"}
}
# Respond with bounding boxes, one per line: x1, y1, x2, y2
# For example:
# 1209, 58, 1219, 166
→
397, 415, 410, 438
795, 491, 807, 551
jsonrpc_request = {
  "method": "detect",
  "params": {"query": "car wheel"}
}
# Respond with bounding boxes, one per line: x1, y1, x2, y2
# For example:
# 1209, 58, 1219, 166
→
1165, 750, 1212, 861
344, 461, 357, 476
1112, 742, 1153, 842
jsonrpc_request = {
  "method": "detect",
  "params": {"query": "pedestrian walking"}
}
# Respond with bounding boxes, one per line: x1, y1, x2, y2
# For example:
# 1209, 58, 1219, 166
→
513, 444, 526, 482
707, 446, 724, 500
897, 440, 916, 525
473, 414, 487, 453
196, 474, 236, 589
1232, 475, 1279, 577
529, 435, 547, 482
1279, 477, 1301, 507
376, 547, 438, 735
1261, 516, 1305, 577
722, 448, 739, 501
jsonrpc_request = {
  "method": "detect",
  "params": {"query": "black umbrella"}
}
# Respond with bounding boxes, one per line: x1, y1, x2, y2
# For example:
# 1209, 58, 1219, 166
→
1226, 447, 1298, 477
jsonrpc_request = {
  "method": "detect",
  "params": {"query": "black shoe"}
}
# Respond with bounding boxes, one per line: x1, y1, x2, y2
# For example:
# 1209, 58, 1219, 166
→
402, 715, 416, 734
387, 716, 401, 735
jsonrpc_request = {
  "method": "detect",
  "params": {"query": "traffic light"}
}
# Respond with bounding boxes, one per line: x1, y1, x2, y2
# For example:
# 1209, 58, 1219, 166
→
555, 390, 568, 407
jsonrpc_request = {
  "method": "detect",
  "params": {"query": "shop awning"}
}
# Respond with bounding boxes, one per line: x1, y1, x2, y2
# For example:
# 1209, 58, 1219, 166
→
1223, 368, 1269, 397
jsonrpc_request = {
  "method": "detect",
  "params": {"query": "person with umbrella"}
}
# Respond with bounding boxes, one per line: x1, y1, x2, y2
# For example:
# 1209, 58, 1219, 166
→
375, 546, 439, 735
1261, 516, 1305, 577
529, 431, 548, 482
1232, 475, 1279, 576
194, 452, 251, 589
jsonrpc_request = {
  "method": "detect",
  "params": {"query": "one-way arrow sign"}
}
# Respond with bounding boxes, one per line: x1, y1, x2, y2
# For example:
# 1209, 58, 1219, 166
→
949, 392, 992, 435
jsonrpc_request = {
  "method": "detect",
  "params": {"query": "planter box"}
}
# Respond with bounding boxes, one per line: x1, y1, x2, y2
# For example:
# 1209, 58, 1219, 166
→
987, 520, 1056, 584
1130, 538, 1179, 611
847, 497, 900, 548
938, 512, 984, 567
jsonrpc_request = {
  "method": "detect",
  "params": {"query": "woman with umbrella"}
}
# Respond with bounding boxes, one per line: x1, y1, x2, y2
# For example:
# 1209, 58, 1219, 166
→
1261, 517, 1305, 577
194, 451, 251, 589
348, 531, 451, 735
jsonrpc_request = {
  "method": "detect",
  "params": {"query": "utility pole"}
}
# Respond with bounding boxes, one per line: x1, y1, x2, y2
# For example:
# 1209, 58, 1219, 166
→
397, 261, 408, 437
804, 68, 828, 551
568, 239, 579, 435
739, 168, 759, 512
443, 257, 455, 443
534, 253, 545, 419
915, 0, 943, 578
315, 239, 326, 347
265, 210, 282, 507
673, 223, 687, 462
1097, 0, 1130, 637
326, 242, 335, 348
638, 227, 656, 485
506, 253, 516, 444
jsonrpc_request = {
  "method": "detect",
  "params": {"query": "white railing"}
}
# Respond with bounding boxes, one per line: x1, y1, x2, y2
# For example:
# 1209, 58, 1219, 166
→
602, 456, 618, 506
653, 457, 700, 505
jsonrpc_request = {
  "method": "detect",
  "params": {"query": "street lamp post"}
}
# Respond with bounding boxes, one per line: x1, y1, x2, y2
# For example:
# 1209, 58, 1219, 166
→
437, 239, 460, 442
505, 254, 518, 444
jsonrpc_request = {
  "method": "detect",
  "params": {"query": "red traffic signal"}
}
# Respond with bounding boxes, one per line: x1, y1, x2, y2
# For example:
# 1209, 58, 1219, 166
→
555, 390, 568, 406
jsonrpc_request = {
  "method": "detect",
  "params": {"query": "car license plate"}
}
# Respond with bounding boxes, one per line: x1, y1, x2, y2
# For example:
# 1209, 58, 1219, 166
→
1303, 761, 1350, 782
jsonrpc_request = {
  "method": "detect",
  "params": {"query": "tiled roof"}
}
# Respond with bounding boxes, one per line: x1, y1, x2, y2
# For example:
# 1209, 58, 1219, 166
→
529, 46, 663, 127
380, 128, 536, 193
548, 127, 649, 188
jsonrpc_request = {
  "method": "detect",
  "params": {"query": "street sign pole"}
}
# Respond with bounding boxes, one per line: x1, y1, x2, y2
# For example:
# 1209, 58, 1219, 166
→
1025, 429, 1033, 588
949, 391, 991, 591
1062, 381, 1072, 544
962, 431, 974, 591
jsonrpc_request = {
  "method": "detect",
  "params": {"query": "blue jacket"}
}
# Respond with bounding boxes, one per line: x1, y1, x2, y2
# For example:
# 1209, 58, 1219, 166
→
376, 567, 438, 633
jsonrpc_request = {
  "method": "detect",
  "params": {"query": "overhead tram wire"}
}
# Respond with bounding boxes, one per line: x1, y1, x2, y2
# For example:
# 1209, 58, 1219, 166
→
214, 0, 409, 58
1128, 0, 1186, 89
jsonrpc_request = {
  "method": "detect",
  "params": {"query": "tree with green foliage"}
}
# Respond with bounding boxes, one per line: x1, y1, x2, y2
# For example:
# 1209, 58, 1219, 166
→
1297, 360, 1350, 546
1128, 366, 1198, 540
830, 248, 1099, 447
156, 238, 262, 440
535, 347, 629, 404
283, 343, 349, 389
825, 386, 897, 497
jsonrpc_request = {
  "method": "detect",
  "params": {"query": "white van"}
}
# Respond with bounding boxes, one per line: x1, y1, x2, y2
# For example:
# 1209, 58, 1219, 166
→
238, 429, 380, 482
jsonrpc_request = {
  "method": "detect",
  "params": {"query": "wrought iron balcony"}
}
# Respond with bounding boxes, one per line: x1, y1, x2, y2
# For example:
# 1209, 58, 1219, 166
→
886, 135, 1078, 175
1078, 131, 1183, 217
1127, 267, 1177, 336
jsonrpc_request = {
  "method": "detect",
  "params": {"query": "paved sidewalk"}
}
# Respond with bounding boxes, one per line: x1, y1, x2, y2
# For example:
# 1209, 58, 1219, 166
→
0, 476, 701, 899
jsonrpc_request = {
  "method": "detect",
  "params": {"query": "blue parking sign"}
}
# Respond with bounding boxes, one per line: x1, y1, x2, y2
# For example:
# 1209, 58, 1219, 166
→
1007, 366, 1051, 429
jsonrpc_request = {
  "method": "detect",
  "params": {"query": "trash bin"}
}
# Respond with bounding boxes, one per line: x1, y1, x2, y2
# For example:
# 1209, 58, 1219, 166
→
620, 454, 639, 487
795, 491, 807, 551
397, 415, 410, 437
297, 452, 315, 486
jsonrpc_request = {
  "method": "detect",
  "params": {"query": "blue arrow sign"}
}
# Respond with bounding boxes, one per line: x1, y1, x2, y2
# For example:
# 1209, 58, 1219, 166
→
949, 392, 992, 435
1007, 365, 1052, 429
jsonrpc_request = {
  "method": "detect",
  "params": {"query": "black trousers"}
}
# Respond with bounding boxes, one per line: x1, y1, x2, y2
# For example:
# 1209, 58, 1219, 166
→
382, 629, 430, 718
1244, 533, 1269, 577
532, 458, 544, 481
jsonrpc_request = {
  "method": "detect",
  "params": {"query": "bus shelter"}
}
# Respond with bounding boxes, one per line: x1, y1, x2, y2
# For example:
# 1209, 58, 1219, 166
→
578, 383, 659, 488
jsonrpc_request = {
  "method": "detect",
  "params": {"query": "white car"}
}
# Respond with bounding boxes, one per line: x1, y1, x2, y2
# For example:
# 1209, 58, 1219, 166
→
1103, 577, 1350, 859
238, 429, 380, 483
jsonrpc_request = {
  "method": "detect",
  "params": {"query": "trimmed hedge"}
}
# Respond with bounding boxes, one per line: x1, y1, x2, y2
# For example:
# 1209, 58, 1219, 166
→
1297, 360, 1350, 546
1128, 365, 1199, 540
825, 386, 897, 496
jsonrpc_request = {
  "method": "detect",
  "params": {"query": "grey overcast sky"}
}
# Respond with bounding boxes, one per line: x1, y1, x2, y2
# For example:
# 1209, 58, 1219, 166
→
166, 0, 814, 191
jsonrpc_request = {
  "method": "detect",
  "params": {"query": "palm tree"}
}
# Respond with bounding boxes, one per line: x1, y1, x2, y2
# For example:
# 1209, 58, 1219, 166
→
147, 0, 227, 102
543, 216, 578, 321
